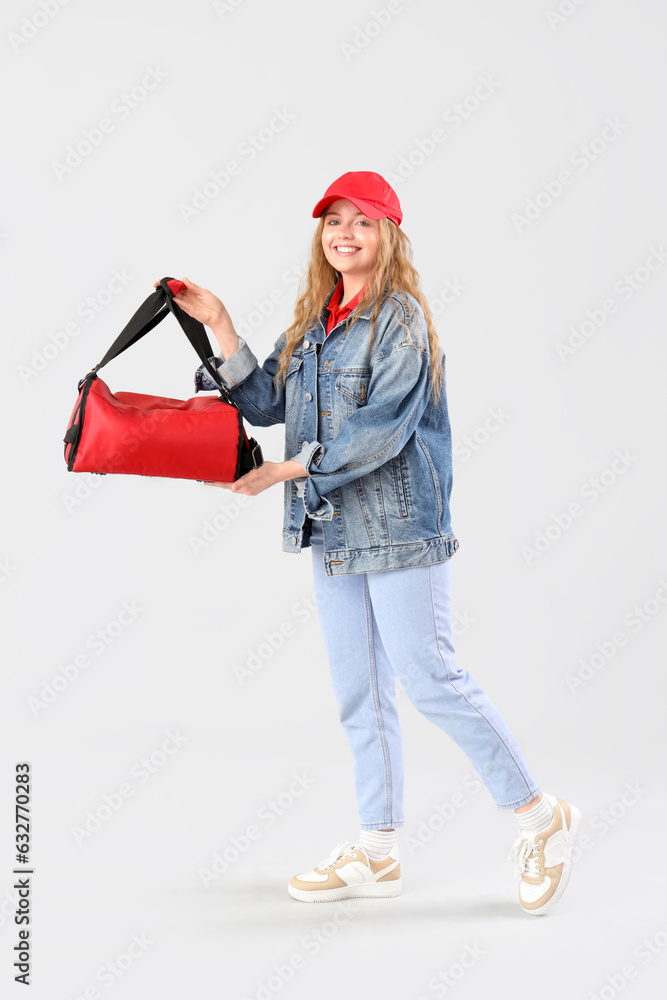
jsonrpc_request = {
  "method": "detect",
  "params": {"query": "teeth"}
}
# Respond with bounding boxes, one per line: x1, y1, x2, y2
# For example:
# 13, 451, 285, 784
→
335, 246, 359, 253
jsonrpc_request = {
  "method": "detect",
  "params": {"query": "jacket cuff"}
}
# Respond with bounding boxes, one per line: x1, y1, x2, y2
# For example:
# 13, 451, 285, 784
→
288, 439, 323, 476
288, 440, 333, 518
289, 440, 322, 500
194, 336, 256, 392
302, 478, 334, 519
194, 356, 224, 393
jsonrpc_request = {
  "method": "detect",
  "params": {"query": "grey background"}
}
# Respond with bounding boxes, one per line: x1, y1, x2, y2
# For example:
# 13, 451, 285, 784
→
2, 1, 666, 997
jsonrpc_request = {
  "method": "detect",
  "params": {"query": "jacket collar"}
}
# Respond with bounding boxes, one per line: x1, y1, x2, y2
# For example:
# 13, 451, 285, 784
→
311, 283, 377, 343
322, 282, 376, 317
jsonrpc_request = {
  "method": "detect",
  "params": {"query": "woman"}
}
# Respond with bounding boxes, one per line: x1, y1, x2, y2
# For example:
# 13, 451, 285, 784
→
163, 170, 581, 916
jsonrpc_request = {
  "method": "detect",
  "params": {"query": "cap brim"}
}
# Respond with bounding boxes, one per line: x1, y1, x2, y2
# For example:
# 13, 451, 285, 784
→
312, 193, 387, 220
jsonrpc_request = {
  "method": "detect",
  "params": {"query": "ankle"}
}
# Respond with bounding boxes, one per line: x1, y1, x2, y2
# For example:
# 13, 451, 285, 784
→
359, 827, 397, 859
514, 792, 554, 835
515, 792, 543, 814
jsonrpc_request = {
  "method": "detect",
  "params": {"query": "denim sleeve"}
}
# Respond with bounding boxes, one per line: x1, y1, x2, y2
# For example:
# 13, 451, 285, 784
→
299, 340, 435, 518
194, 333, 288, 427
194, 357, 225, 394
286, 440, 320, 498
194, 336, 251, 392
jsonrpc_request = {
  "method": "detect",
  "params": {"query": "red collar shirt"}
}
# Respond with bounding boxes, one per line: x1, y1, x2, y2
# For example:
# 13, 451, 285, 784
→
325, 278, 367, 336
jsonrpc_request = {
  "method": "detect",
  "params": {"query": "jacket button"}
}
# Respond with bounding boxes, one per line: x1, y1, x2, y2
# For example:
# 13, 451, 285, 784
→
290, 536, 297, 544
302, 440, 308, 449
305, 393, 312, 401
303, 340, 310, 348
316, 508, 325, 515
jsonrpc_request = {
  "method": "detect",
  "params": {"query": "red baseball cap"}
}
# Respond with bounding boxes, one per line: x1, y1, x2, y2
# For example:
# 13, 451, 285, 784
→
312, 170, 402, 226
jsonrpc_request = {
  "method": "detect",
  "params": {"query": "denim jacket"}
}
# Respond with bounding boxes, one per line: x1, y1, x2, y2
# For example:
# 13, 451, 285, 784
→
194, 285, 459, 576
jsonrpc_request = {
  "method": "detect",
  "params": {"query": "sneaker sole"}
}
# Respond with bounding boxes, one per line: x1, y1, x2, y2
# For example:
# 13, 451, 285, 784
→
526, 802, 582, 916
287, 878, 402, 903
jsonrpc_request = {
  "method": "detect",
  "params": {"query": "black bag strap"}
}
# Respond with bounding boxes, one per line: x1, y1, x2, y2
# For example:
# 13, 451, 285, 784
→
80, 277, 234, 405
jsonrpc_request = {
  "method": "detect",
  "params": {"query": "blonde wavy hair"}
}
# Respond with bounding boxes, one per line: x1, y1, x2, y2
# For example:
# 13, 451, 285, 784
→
276, 217, 444, 404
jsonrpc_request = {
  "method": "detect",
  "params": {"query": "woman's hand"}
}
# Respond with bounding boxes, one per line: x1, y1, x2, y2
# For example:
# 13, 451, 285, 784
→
152, 275, 227, 328
203, 460, 308, 496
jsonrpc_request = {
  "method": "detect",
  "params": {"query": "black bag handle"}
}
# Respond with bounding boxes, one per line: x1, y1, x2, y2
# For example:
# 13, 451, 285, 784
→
79, 277, 234, 404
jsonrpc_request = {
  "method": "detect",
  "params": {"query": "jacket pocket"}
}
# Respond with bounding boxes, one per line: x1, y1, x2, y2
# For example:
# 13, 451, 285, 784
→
416, 432, 443, 529
335, 372, 370, 419
285, 354, 304, 415
391, 451, 411, 519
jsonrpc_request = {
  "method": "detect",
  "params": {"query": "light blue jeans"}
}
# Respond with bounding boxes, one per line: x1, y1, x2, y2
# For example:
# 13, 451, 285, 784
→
308, 517, 541, 830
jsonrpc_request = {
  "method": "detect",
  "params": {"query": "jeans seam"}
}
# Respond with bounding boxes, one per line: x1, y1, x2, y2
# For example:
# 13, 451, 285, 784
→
363, 574, 393, 829
360, 819, 405, 830
496, 788, 543, 810
426, 563, 535, 803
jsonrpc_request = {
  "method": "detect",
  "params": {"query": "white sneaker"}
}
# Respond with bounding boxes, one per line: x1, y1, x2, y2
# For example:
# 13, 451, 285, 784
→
288, 839, 402, 903
508, 793, 582, 915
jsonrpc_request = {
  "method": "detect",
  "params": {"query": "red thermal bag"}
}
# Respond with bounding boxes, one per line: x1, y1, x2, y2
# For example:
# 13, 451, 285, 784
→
63, 277, 262, 481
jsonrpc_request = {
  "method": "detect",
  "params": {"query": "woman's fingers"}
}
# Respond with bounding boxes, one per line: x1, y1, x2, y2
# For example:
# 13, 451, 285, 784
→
151, 276, 219, 324
152, 277, 191, 289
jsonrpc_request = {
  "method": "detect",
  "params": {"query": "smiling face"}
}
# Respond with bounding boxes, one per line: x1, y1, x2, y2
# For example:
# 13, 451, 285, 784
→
321, 198, 380, 279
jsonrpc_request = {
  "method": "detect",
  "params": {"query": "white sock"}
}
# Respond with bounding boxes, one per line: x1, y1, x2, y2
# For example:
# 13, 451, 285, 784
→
359, 828, 396, 859
515, 792, 554, 835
